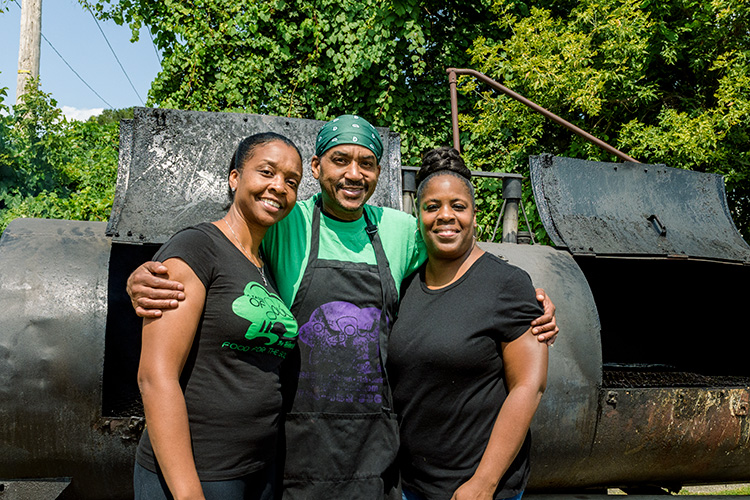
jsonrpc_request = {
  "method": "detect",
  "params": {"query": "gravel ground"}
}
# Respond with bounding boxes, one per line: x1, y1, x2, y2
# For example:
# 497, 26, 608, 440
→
679, 484, 750, 495
605, 484, 750, 495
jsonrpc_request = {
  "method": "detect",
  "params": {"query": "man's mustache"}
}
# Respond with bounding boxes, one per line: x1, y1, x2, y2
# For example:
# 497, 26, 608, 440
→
337, 181, 367, 189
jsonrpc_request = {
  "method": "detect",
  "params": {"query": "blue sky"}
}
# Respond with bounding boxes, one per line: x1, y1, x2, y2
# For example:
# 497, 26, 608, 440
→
1, 0, 161, 120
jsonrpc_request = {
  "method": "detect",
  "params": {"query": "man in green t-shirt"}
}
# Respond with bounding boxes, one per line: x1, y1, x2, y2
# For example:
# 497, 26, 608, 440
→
126, 115, 558, 499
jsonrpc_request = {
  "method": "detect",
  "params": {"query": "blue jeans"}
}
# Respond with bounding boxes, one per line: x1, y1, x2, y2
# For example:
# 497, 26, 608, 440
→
402, 485, 524, 500
134, 461, 274, 500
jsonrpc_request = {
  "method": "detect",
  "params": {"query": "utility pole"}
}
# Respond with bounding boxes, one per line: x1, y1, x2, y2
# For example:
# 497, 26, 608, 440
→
16, 0, 42, 104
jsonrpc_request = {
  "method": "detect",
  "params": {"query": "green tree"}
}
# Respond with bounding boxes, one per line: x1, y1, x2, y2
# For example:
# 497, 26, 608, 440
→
83, 0, 506, 165
89, 106, 134, 125
460, 0, 750, 239
83, 0, 750, 241
0, 80, 119, 234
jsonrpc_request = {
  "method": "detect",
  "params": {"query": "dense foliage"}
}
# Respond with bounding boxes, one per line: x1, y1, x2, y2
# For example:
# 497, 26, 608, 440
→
84, 0, 500, 164
3, 1, 748, 242
459, 0, 750, 240
0, 81, 120, 235
88, 106, 135, 126
84, 0, 750, 242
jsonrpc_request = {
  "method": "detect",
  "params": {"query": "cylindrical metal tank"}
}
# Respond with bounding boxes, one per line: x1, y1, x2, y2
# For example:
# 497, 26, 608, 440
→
477, 242, 604, 488
527, 154, 750, 489
2, 109, 749, 498
0, 218, 138, 499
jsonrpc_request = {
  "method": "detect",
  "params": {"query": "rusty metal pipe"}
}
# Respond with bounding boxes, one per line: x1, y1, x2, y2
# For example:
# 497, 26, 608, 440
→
448, 70, 461, 153
446, 68, 639, 163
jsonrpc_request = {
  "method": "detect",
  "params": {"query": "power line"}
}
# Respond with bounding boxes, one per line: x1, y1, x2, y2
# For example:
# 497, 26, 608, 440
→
11, 0, 114, 108
41, 32, 114, 109
146, 27, 162, 65
84, 3, 145, 106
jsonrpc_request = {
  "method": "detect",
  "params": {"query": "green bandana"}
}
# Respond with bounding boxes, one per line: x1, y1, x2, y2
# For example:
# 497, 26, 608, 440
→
315, 115, 384, 163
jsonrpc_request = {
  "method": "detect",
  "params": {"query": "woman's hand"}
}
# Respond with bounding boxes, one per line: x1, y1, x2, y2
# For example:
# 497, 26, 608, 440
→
531, 288, 558, 345
127, 261, 186, 318
451, 476, 496, 500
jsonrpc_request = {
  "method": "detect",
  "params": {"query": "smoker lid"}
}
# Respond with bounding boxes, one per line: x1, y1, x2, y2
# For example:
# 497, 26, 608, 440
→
530, 155, 750, 264
107, 107, 402, 244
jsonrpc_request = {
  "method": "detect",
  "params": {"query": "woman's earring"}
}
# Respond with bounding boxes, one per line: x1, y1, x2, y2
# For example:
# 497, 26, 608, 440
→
231, 188, 236, 195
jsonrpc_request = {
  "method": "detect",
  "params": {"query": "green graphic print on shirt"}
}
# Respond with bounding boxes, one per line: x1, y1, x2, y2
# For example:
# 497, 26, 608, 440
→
230, 281, 299, 358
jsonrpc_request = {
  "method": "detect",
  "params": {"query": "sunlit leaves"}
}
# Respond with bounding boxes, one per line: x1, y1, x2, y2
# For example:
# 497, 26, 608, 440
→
0, 81, 119, 234
71, 0, 750, 241
460, 0, 750, 240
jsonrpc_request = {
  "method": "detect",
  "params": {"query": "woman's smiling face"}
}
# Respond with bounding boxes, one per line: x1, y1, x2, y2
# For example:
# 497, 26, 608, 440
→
229, 140, 303, 229
418, 173, 476, 261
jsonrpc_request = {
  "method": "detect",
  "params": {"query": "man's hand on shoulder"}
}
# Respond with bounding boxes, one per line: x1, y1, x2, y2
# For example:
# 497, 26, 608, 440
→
531, 288, 558, 345
126, 261, 185, 318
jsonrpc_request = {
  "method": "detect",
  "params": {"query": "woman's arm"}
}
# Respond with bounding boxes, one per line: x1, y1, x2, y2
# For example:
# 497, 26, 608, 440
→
138, 257, 207, 500
451, 328, 549, 500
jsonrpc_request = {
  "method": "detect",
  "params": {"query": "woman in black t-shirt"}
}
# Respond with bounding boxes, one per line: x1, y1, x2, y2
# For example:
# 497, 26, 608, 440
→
389, 147, 549, 500
134, 133, 303, 500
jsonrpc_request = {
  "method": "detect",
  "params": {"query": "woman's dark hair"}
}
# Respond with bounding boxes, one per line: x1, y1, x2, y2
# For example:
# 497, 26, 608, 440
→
416, 147, 475, 206
227, 132, 303, 202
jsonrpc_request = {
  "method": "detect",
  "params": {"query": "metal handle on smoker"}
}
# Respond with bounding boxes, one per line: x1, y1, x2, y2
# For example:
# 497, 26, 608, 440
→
648, 214, 667, 236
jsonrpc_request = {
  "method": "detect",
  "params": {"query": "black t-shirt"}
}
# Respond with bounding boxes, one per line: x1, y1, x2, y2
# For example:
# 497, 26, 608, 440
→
136, 222, 299, 480
389, 252, 543, 500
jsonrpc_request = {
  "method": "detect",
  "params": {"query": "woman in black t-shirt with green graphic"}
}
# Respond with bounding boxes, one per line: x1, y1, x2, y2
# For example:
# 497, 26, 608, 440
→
134, 133, 303, 500
390, 147, 549, 500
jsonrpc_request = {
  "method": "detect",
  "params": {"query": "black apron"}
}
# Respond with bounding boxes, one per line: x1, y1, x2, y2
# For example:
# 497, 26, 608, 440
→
280, 201, 401, 499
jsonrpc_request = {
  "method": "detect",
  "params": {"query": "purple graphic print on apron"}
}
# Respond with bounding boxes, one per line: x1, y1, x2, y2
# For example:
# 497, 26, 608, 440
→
297, 300, 384, 404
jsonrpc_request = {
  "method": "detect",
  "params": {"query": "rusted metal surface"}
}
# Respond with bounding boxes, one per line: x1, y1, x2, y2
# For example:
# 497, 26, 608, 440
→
604, 369, 750, 389
524, 495, 750, 499
525, 387, 750, 489
93, 416, 146, 443
108, 107, 403, 245
530, 154, 750, 264
448, 69, 461, 152
584, 387, 750, 487
446, 68, 638, 163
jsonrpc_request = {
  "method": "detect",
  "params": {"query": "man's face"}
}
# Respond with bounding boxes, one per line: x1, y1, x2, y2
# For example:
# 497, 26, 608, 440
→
311, 144, 381, 221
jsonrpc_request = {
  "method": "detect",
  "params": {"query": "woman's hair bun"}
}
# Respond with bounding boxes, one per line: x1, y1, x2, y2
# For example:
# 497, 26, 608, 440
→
416, 147, 471, 186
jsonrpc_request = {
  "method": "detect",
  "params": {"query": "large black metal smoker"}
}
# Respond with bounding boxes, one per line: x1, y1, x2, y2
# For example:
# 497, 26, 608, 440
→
1, 107, 748, 499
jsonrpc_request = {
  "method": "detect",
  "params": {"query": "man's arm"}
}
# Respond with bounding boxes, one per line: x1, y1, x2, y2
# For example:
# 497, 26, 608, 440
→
531, 288, 558, 345
127, 261, 186, 318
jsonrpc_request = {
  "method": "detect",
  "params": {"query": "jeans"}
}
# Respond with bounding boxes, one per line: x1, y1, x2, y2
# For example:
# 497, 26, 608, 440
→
134, 461, 274, 500
402, 485, 524, 500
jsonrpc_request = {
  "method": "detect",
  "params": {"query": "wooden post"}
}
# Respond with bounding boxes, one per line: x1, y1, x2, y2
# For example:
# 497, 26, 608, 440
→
16, 0, 42, 103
